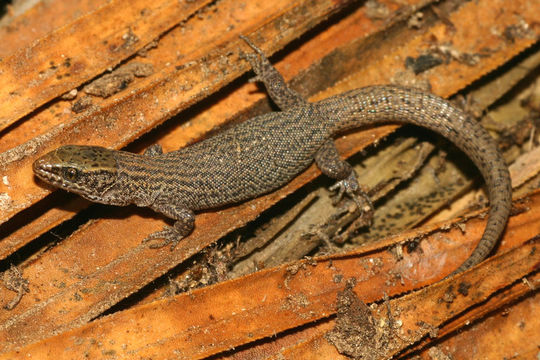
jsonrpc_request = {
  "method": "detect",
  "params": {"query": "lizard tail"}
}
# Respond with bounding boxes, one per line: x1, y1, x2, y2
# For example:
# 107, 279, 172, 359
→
322, 85, 512, 274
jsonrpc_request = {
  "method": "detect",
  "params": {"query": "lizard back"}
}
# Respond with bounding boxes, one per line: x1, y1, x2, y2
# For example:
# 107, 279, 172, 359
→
114, 104, 331, 210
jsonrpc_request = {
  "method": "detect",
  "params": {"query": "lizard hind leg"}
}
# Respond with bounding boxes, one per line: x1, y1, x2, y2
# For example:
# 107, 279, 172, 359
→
316, 139, 374, 215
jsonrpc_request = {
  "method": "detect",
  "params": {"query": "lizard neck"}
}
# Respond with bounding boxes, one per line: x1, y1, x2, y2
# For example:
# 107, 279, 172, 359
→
113, 150, 200, 209
113, 151, 165, 207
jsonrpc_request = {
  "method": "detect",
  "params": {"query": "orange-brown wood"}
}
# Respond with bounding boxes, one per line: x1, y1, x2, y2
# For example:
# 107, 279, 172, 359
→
0, 0, 363, 227
0, 0, 411, 257
3, 192, 539, 359
0, 1, 108, 57
414, 282, 540, 359
0, 0, 539, 358
268, 239, 539, 360
0, 0, 212, 130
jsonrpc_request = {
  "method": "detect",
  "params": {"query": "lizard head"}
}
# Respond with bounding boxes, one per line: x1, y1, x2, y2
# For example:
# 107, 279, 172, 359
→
33, 145, 122, 204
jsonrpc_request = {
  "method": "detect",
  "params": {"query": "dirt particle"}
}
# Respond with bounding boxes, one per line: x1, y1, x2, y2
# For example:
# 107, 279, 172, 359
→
61, 89, 78, 100
457, 281, 471, 296
364, 0, 390, 20
405, 54, 444, 74
2, 265, 29, 310
326, 279, 396, 359
0, 193, 13, 211
441, 285, 456, 304
72, 95, 93, 113
83, 62, 154, 98
281, 292, 311, 318
503, 20, 535, 42
109, 28, 139, 52
137, 38, 159, 57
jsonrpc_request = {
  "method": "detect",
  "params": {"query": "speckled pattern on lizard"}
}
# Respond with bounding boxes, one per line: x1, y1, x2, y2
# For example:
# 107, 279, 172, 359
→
33, 36, 512, 274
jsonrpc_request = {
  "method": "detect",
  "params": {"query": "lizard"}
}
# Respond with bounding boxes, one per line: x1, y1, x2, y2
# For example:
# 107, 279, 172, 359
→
33, 36, 512, 274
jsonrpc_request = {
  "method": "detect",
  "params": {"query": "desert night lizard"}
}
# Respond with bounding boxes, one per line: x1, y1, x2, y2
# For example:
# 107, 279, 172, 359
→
33, 37, 512, 274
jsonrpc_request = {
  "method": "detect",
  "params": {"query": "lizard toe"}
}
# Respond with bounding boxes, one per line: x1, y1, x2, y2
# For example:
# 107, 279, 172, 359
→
329, 173, 373, 214
143, 226, 183, 250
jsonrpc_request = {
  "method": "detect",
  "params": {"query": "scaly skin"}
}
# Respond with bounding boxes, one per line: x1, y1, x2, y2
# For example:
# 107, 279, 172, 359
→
33, 37, 512, 274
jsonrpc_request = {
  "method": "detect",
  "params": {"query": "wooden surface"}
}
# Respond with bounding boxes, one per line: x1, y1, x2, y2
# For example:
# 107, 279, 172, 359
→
0, 0, 539, 358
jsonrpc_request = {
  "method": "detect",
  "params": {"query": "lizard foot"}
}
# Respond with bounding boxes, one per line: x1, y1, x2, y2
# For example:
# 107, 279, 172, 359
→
329, 173, 374, 215
142, 226, 183, 250
239, 35, 270, 83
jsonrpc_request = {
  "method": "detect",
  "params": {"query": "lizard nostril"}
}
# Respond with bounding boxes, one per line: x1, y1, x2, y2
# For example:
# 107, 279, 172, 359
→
32, 151, 58, 173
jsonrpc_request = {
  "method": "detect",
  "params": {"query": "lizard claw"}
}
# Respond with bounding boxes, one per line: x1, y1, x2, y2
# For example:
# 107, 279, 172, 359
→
142, 226, 183, 250
329, 173, 374, 214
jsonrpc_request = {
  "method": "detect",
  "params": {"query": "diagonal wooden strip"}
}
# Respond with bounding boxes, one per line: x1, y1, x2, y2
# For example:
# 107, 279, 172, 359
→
0, 0, 425, 260
0, 0, 212, 130
411, 276, 540, 359
271, 236, 540, 360
0, 0, 538, 350
0, 1, 108, 57
218, 264, 540, 359
2, 191, 539, 360
0, 0, 369, 350
384, 238, 539, 358
0, 0, 359, 225
332, 0, 540, 99
510, 145, 540, 188
399, 263, 540, 358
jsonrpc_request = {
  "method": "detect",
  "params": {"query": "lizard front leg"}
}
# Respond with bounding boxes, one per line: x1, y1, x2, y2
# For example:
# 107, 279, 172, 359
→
240, 35, 307, 110
142, 203, 195, 250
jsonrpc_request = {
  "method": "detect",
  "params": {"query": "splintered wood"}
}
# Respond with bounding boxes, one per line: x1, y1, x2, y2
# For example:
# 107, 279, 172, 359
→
0, 0, 538, 358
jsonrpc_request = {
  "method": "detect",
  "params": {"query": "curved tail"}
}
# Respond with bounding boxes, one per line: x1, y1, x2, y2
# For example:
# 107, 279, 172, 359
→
322, 85, 512, 274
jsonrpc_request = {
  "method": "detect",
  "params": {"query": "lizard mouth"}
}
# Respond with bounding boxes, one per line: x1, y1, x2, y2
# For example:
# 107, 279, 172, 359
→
32, 158, 82, 192
33, 160, 65, 187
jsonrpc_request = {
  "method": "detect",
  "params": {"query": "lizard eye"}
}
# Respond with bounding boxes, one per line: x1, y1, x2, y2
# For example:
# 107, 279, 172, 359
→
63, 167, 79, 181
